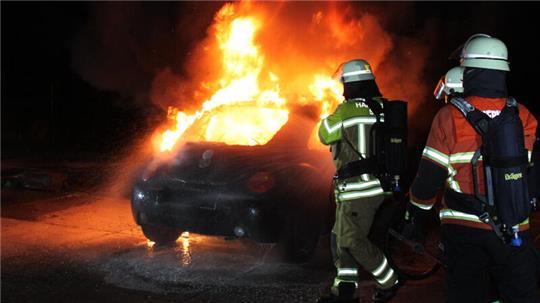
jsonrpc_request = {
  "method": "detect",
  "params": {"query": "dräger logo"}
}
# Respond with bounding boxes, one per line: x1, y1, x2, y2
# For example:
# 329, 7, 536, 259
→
505, 173, 523, 181
390, 138, 402, 144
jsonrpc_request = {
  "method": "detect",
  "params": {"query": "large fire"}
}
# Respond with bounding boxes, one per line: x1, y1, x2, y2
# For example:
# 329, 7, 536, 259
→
154, 3, 343, 153
152, 2, 429, 154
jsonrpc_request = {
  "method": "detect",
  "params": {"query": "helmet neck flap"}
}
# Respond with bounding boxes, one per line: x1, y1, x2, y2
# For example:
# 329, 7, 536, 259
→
343, 80, 382, 101
463, 67, 507, 98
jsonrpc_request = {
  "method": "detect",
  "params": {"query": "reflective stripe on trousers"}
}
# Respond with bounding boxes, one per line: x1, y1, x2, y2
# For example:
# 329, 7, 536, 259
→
331, 267, 359, 297
370, 255, 398, 287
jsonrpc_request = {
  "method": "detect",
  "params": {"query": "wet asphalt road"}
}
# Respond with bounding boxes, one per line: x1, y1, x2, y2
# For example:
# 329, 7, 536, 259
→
1, 188, 450, 303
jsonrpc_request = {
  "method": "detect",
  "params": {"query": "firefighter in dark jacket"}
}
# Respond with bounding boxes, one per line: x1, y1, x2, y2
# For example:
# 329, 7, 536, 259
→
317, 59, 401, 303
406, 34, 539, 303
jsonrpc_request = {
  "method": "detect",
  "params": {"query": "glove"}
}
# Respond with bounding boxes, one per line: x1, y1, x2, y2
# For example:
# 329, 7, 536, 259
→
401, 203, 429, 244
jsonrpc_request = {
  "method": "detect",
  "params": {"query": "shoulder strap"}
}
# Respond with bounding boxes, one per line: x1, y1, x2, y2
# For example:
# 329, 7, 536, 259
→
366, 98, 384, 120
449, 97, 491, 135
349, 97, 383, 121
500, 96, 520, 116
506, 96, 518, 107
449, 97, 475, 116
449, 97, 493, 206
340, 98, 382, 163
341, 123, 364, 160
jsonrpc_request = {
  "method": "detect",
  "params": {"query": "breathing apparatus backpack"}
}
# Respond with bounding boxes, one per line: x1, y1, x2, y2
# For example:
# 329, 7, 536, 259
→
449, 97, 531, 245
336, 98, 408, 192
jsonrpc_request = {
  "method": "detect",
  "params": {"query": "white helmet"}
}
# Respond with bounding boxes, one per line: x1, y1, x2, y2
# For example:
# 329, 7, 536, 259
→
336, 59, 375, 83
434, 66, 464, 102
460, 33, 509, 71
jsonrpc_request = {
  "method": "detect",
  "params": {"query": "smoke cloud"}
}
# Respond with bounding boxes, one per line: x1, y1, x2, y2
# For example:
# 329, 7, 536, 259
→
71, 2, 221, 107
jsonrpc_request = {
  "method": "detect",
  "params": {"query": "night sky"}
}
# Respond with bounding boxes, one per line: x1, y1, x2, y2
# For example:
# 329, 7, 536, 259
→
2, 2, 540, 159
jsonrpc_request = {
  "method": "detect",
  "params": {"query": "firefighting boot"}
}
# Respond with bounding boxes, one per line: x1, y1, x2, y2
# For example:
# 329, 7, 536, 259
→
316, 282, 358, 303
371, 279, 403, 303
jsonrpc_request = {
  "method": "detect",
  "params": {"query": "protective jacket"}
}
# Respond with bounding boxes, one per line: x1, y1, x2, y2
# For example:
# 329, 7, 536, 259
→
319, 97, 398, 294
410, 96, 537, 231
319, 98, 386, 201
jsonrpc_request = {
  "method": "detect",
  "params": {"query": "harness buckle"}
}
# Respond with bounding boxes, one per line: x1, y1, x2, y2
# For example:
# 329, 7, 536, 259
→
478, 212, 491, 224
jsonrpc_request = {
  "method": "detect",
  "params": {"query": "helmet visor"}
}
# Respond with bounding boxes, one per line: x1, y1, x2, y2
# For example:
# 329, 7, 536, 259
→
434, 77, 446, 100
332, 63, 345, 82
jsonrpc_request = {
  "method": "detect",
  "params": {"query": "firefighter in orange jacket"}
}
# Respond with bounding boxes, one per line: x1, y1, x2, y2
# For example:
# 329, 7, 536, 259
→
405, 34, 539, 302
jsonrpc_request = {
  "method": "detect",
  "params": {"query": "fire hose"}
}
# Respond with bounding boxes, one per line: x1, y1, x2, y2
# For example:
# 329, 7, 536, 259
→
388, 228, 446, 266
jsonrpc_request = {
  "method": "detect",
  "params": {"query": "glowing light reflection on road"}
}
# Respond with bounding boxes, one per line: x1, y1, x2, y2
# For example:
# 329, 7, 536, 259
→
176, 232, 192, 266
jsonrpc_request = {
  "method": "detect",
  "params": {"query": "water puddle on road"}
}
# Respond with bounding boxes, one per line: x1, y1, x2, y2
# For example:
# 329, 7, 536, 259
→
174, 232, 192, 267
98, 233, 333, 302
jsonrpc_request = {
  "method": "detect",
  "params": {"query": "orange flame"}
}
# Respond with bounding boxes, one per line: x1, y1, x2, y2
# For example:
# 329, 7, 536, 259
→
309, 74, 344, 119
156, 4, 289, 152
152, 2, 429, 154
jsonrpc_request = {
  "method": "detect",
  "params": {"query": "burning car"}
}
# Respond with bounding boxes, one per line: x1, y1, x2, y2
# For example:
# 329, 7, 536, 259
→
132, 105, 335, 261
130, 3, 352, 261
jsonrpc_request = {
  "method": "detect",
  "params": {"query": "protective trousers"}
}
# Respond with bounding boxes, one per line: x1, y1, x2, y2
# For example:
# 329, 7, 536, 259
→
331, 194, 398, 298
442, 224, 540, 303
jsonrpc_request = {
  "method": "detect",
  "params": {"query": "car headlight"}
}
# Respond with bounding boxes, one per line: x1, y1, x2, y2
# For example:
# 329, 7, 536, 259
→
248, 207, 259, 216
133, 188, 146, 201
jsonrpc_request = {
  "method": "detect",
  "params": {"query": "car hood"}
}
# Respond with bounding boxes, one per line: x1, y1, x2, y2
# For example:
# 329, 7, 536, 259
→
146, 141, 328, 186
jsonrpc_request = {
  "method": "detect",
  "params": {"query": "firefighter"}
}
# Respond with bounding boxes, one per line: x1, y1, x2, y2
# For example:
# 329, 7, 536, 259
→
405, 34, 540, 302
317, 59, 401, 303
434, 66, 464, 103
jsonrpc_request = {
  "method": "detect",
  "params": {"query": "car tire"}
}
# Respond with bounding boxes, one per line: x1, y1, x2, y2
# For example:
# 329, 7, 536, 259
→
279, 209, 321, 263
141, 224, 181, 245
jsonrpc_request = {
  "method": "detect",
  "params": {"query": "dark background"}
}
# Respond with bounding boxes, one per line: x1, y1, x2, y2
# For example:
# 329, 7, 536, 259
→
2, 2, 539, 160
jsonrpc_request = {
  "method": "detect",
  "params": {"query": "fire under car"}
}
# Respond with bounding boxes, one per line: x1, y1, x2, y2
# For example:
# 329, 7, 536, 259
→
131, 104, 336, 262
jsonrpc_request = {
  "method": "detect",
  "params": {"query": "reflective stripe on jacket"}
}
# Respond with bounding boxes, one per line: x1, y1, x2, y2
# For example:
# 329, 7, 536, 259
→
319, 98, 385, 200
334, 178, 387, 202
410, 96, 538, 230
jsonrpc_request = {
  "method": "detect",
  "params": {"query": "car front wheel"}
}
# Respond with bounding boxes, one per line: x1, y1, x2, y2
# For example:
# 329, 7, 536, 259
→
279, 210, 320, 263
141, 224, 181, 245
